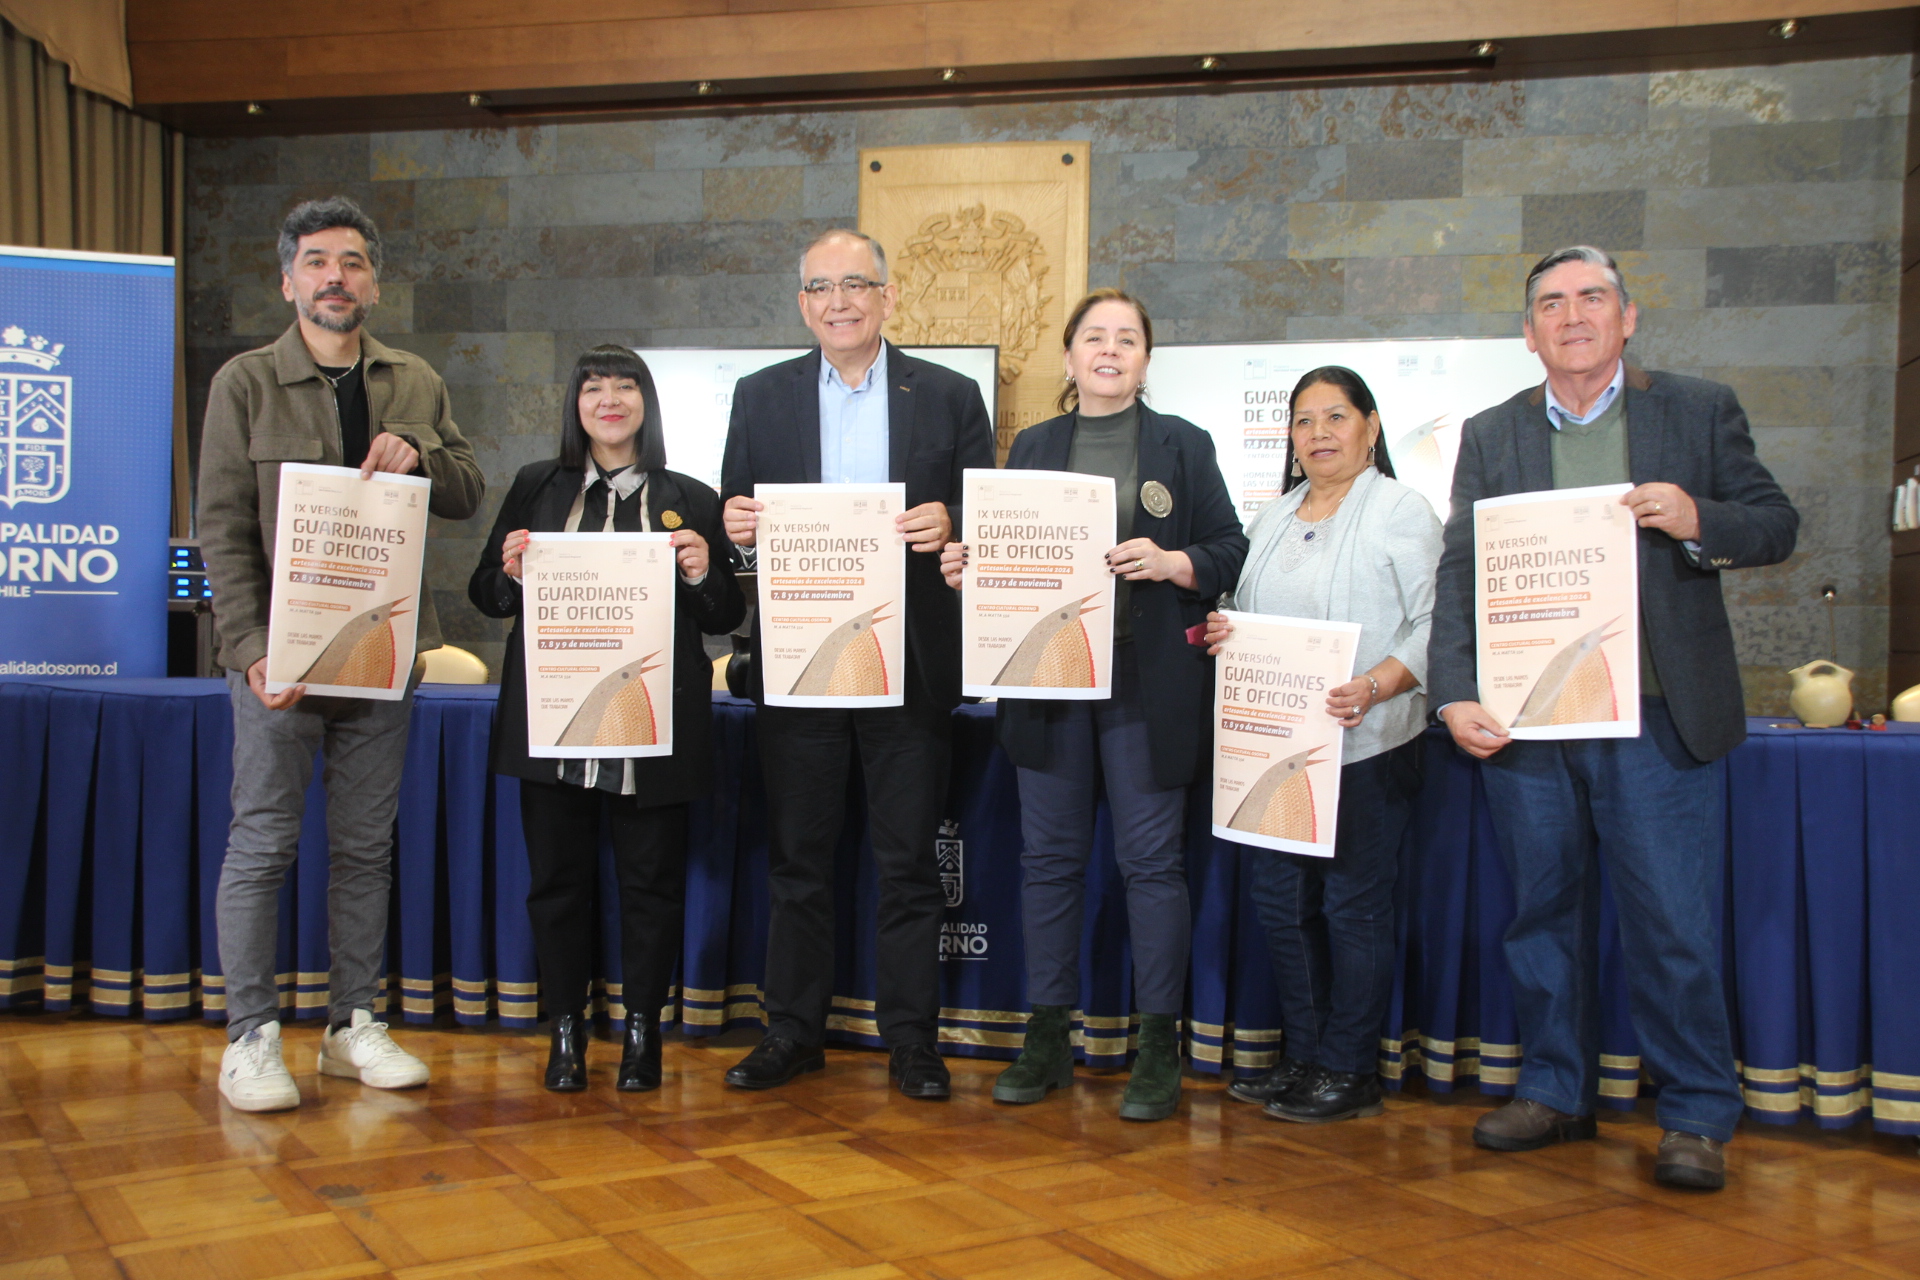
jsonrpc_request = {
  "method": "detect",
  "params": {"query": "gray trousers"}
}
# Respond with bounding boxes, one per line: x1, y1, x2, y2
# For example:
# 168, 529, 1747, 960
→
215, 670, 414, 1040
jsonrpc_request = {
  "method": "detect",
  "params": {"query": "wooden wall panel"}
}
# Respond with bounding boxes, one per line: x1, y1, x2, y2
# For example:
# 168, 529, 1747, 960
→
124, 0, 1906, 108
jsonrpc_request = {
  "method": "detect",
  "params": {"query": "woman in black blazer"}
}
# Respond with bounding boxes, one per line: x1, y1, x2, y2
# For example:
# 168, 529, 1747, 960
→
470, 345, 744, 1092
941, 290, 1247, 1121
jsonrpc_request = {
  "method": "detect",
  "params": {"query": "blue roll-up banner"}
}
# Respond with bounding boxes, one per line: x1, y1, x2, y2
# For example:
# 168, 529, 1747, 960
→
0, 246, 174, 679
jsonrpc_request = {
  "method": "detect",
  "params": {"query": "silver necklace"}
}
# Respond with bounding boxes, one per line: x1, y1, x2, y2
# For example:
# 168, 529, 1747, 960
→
320, 354, 361, 390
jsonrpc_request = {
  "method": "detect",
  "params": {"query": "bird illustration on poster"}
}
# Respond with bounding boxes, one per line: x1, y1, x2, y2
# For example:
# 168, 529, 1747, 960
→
1228, 744, 1328, 844
993, 593, 1101, 687
299, 598, 408, 688
790, 605, 892, 697
558, 653, 664, 747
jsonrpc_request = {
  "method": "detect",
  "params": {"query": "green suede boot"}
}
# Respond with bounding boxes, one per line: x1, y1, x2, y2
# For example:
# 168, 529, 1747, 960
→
993, 1004, 1074, 1104
1118, 1013, 1182, 1121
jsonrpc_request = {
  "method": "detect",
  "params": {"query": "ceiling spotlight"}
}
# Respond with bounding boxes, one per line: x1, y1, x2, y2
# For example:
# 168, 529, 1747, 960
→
1770, 18, 1802, 39
694, 80, 717, 96
468, 93, 491, 107
1474, 41, 1502, 57
245, 101, 267, 116
941, 67, 966, 83
1196, 55, 1222, 71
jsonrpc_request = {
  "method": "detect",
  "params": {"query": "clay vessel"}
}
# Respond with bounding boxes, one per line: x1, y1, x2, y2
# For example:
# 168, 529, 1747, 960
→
1892, 682, 1920, 722
1787, 661, 1854, 728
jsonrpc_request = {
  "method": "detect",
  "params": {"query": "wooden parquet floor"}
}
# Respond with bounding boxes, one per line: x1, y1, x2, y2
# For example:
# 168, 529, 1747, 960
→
2, 1015, 1918, 1280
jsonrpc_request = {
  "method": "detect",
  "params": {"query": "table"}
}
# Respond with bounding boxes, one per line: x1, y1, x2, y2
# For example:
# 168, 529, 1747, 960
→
0, 679, 1914, 1135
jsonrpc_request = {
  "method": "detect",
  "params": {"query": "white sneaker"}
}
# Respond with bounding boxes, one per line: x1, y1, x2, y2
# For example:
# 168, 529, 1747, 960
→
219, 1020, 301, 1112
318, 1009, 430, 1089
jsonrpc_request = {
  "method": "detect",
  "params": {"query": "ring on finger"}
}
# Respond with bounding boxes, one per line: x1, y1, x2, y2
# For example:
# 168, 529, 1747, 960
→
1134, 559, 1145, 571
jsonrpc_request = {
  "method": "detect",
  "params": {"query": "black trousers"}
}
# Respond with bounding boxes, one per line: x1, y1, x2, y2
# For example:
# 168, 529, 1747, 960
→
519, 779, 688, 1022
756, 693, 951, 1047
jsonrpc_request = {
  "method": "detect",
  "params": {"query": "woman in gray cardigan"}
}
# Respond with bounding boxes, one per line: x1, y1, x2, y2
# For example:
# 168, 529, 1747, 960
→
1203, 365, 1441, 1124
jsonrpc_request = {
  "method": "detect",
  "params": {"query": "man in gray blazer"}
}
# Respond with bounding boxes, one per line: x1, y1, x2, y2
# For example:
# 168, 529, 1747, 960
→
1428, 246, 1798, 1190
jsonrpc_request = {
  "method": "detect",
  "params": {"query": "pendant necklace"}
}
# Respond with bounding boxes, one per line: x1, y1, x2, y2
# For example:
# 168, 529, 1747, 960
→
321, 355, 361, 391
1279, 484, 1348, 573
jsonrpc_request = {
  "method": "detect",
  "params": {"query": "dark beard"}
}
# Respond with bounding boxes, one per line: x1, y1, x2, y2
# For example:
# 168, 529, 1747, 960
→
299, 291, 370, 334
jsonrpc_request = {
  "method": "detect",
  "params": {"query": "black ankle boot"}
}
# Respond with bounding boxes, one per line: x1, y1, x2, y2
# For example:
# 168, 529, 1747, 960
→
617, 1013, 662, 1092
544, 1013, 588, 1092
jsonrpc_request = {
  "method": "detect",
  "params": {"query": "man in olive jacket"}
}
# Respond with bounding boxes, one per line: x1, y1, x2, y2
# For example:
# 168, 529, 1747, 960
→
197, 196, 483, 1112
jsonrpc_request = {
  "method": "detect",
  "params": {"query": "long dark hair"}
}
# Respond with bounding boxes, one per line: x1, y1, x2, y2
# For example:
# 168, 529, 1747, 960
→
1055, 288, 1155, 414
1279, 365, 1395, 494
560, 344, 667, 472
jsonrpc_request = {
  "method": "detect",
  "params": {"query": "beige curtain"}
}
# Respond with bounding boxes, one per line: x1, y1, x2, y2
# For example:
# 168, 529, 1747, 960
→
1, 17, 188, 535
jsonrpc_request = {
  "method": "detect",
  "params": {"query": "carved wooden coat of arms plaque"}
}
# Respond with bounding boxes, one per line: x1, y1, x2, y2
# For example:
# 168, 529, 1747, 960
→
859, 142, 1090, 461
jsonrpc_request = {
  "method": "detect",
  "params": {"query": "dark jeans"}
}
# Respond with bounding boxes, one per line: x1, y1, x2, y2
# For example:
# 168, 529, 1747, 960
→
1014, 645, 1191, 1015
1245, 740, 1420, 1075
519, 780, 688, 1022
1479, 697, 1742, 1142
756, 693, 950, 1047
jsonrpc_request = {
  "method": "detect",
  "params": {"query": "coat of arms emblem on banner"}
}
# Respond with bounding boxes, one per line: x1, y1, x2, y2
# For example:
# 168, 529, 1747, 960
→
0, 327, 71, 507
936, 818, 964, 908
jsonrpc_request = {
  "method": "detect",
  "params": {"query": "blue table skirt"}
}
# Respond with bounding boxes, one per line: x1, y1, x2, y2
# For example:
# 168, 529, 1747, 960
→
0, 679, 1916, 1135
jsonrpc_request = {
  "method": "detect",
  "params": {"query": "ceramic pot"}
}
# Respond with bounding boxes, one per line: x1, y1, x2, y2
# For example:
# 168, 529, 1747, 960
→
1788, 661, 1854, 728
1892, 682, 1920, 723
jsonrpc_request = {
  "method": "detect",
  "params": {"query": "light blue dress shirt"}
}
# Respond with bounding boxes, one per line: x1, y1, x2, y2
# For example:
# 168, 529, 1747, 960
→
1542, 359, 1625, 429
819, 344, 891, 484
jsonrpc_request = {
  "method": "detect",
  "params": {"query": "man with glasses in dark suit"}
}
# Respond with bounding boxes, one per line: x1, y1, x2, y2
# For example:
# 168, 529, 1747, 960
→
720, 230, 995, 1098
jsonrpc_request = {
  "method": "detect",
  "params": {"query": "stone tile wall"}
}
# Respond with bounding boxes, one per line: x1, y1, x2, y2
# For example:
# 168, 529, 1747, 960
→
184, 54, 1910, 710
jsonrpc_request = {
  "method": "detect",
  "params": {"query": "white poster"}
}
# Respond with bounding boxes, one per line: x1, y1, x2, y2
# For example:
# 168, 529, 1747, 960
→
756, 482, 907, 708
265, 463, 430, 700
521, 533, 677, 759
1211, 611, 1360, 858
641, 346, 998, 491
1475, 483, 1641, 740
1145, 339, 1543, 521
960, 468, 1116, 700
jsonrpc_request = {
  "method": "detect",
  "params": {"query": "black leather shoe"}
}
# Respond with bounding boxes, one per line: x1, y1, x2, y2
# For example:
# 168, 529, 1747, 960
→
1264, 1067, 1385, 1124
889, 1043, 951, 1099
544, 1013, 588, 1092
725, 1035, 825, 1090
617, 1014, 662, 1092
1227, 1055, 1312, 1106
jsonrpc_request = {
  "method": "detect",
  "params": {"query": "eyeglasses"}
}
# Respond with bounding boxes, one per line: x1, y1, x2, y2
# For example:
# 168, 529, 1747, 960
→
802, 277, 880, 299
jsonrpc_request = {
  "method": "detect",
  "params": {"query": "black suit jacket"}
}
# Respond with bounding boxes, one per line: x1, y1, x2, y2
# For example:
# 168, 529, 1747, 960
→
719, 344, 995, 709
1428, 366, 1798, 764
469, 460, 746, 801
995, 405, 1249, 789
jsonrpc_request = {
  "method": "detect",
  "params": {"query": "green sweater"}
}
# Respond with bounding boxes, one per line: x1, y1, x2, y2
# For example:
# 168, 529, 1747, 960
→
1549, 395, 1662, 697
1069, 402, 1138, 643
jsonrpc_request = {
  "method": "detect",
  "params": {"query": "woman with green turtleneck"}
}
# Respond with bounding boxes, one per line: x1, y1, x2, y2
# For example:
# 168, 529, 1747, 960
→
941, 289, 1247, 1120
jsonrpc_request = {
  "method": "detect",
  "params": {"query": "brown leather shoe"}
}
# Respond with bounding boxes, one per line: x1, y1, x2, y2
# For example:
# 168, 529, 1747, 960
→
1654, 1130, 1726, 1190
1472, 1098, 1598, 1151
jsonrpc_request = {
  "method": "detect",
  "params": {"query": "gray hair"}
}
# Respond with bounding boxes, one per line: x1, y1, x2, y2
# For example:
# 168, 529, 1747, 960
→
1522, 245, 1629, 320
797, 229, 888, 287
278, 196, 384, 278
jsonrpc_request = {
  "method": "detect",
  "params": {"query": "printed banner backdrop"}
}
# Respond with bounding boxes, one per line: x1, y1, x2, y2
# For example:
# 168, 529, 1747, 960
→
638, 339, 1538, 510
1145, 339, 1544, 521
0, 246, 174, 680
640, 346, 998, 491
